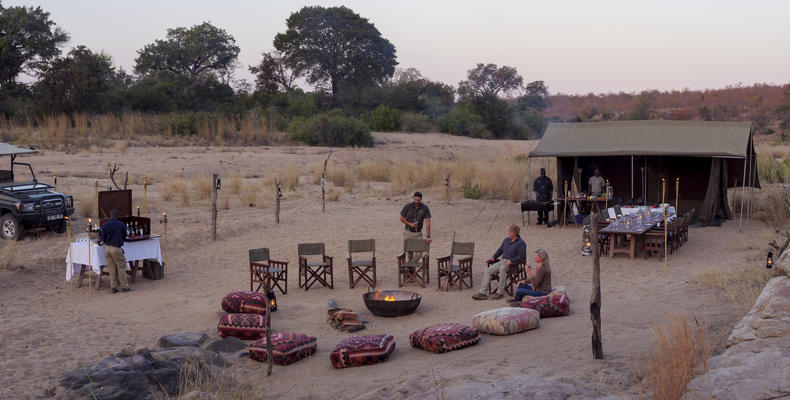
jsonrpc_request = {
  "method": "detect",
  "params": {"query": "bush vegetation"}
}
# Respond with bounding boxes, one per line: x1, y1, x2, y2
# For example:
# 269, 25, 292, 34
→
288, 110, 373, 147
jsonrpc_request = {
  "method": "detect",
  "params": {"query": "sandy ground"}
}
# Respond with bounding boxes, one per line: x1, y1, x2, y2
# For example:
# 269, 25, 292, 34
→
0, 132, 769, 399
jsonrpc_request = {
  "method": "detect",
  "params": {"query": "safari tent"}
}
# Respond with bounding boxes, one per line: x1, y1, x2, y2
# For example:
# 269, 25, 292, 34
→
528, 120, 759, 225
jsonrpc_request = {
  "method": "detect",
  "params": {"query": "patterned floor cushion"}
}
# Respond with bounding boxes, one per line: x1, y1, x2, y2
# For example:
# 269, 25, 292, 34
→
249, 332, 317, 365
221, 291, 268, 315
521, 292, 570, 318
520, 286, 567, 301
218, 313, 267, 340
409, 323, 480, 354
330, 334, 396, 368
472, 307, 540, 335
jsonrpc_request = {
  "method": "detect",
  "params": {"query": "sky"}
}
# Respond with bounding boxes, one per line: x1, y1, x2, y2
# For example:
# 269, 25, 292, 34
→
6, 0, 790, 95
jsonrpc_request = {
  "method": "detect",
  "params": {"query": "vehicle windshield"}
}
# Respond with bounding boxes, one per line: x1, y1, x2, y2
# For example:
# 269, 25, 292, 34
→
1, 183, 52, 191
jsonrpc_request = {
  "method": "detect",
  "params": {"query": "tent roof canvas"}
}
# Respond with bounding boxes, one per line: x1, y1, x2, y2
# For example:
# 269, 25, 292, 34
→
0, 143, 37, 157
529, 120, 752, 158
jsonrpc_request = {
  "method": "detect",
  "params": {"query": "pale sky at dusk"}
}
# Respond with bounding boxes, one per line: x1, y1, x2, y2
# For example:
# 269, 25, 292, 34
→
6, 0, 790, 94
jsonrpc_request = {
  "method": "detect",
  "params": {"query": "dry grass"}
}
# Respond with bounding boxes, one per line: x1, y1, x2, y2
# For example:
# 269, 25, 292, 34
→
327, 166, 354, 187
162, 178, 186, 202
326, 189, 341, 201
192, 176, 213, 201
176, 357, 254, 400
240, 185, 258, 208
228, 174, 243, 195
356, 159, 391, 182
78, 194, 95, 218
632, 312, 715, 400
0, 240, 21, 270
285, 165, 300, 190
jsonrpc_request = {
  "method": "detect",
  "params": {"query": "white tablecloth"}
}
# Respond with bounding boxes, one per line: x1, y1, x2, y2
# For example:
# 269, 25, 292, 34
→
65, 237, 162, 281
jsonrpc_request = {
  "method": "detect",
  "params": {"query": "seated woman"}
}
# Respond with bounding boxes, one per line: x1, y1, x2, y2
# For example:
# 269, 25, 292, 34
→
511, 248, 552, 305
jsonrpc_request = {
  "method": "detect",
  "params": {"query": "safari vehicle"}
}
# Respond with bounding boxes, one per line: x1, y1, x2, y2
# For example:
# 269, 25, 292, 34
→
0, 143, 74, 240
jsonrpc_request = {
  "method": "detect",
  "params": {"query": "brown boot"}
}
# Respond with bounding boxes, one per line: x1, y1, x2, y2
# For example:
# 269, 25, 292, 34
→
472, 293, 488, 300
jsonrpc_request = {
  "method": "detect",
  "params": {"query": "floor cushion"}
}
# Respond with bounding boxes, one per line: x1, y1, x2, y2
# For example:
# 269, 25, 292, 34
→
330, 334, 396, 368
520, 286, 567, 301
472, 307, 539, 335
409, 323, 480, 353
249, 332, 317, 365
221, 291, 268, 315
521, 292, 570, 318
218, 313, 267, 340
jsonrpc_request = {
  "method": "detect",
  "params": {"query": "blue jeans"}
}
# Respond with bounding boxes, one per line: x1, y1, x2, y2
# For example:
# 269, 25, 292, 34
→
513, 284, 547, 302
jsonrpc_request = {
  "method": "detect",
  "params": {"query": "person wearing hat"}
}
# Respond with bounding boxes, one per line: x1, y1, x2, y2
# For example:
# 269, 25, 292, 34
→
399, 191, 431, 263
472, 224, 526, 300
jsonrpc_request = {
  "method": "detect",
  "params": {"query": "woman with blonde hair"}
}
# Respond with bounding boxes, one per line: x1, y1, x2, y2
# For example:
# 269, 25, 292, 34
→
511, 248, 552, 304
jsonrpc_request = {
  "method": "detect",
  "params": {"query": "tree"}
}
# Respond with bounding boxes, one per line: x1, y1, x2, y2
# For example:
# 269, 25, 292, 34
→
519, 80, 549, 112
34, 45, 121, 114
457, 63, 524, 137
384, 67, 454, 117
778, 85, 790, 134
134, 22, 240, 82
457, 63, 523, 100
274, 6, 397, 107
0, 2, 69, 89
249, 51, 296, 94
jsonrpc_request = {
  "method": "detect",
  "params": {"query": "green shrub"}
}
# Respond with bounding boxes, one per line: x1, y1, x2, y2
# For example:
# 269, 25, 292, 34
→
289, 110, 373, 147
462, 184, 484, 199
368, 105, 401, 131
400, 112, 432, 133
437, 105, 489, 138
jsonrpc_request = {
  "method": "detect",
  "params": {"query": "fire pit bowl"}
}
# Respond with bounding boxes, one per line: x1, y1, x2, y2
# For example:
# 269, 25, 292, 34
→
363, 289, 422, 317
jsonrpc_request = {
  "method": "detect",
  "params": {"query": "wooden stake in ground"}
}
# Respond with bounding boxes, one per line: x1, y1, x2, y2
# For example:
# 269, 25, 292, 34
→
54, 175, 57, 192
321, 149, 332, 212
590, 212, 603, 359
94, 179, 99, 218
162, 212, 167, 279
143, 179, 148, 216
444, 172, 451, 205
66, 216, 72, 289
274, 178, 281, 224
265, 284, 273, 376
662, 178, 668, 277
211, 173, 219, 241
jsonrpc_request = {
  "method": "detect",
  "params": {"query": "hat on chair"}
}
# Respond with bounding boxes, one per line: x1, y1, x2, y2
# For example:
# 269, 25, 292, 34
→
509, 224, 521, 235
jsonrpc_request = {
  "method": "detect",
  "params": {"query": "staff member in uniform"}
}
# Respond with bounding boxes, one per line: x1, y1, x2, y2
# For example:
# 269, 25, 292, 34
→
588, 168, 605, 197
399, 191, 431, 263
100, 209, 131, 293
533, 168, 553, 225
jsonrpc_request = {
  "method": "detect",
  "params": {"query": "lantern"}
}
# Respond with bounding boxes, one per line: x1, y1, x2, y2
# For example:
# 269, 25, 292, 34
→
267, 289, 278, 312
766, 251, 774, 269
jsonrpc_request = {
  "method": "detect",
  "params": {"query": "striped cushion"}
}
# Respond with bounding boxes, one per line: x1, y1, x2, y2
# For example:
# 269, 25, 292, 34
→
249, 333, 317, 365
218, 313, 267, 340
520, 286, 567, 301
521, 292, 570, 318
472, 307, 539, 335
330, 335, 396, 368
409, 323, 480, 354
221, 291, 268, 315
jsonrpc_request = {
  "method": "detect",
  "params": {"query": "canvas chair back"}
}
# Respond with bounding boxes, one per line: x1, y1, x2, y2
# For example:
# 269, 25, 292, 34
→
298, 243, 325, 257
403, 238, 429, 253
451, 241, 474, 257
348, 239, 375, 256
613, 205, 623, 217
249, 248, 269, 263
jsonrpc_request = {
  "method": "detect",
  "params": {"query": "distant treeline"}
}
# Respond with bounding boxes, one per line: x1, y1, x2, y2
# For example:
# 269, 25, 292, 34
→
1, 3, 788, 148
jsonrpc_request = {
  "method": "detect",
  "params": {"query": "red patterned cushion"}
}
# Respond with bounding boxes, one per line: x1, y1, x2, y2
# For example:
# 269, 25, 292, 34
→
218, 313, 267, 340
409, 323, 480, 354
521, 293, 570, 318
249, 332, 317, 365
221, 291, 268, 315
330, 335, 396, 368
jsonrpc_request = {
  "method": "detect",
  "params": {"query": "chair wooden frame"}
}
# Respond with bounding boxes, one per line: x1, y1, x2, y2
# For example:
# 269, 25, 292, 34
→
347, 239, 376, 289
249, 248, 288, 295
436, 241, 474, 290
298, 243, 334, 291
397, 239, 429, 288
486, 258, 526, 296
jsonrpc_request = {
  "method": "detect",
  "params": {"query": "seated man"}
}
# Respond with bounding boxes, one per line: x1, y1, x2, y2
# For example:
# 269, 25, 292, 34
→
511, 248, 552, 305
472, 224, 526, 300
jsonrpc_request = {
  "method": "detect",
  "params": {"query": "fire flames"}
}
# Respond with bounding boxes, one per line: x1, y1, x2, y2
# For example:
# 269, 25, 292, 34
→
372, 291, 397, 302
384, 296, 395, 301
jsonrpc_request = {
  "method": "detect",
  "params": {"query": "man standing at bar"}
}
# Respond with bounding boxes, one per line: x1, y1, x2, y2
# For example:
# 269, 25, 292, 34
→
100, 209, 131, 293
533, 168, 553, 225
588, 168, 605, 197
399, 191, 431, 262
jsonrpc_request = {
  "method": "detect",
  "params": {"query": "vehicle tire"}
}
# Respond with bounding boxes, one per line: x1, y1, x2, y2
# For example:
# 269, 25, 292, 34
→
53, 220, 67, 234
0, 214, 22, 240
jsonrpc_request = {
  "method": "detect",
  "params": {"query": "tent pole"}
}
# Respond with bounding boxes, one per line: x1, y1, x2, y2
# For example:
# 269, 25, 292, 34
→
739, 156, 747, 232
527, 157, 531, 200
631, 156, 634, 200
644, 158, 647, 206
747, 150, 754, 223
